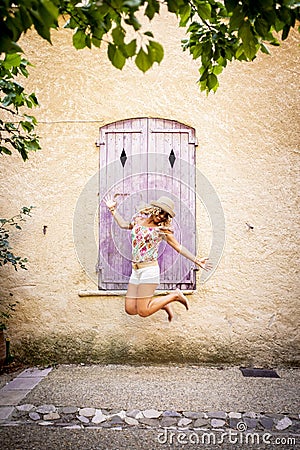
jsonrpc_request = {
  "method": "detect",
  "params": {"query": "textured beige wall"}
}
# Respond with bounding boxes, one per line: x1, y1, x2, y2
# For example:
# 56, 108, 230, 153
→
0, 10, 299, 366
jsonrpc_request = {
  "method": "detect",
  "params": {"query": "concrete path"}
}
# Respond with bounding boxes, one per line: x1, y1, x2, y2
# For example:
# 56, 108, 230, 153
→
0, 364, 299, 449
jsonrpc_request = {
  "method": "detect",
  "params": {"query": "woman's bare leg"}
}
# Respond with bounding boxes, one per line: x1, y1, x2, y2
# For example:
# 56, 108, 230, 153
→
125, 284, 175, 320
162, 304, 174, 322
125, 283, 138, 315
136, 284, 188, 318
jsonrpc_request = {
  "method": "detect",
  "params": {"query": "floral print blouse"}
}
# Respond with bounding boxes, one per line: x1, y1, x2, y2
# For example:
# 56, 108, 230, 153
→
131, 214, 163, 263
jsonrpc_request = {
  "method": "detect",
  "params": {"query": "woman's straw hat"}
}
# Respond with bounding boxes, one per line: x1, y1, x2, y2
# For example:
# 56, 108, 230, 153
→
150, 196, 176, 217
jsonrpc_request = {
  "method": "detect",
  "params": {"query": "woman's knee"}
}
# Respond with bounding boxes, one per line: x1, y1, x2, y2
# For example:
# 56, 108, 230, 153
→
136, 299, 152, 317
137, 308, 150, 318
125, 297, 137, 315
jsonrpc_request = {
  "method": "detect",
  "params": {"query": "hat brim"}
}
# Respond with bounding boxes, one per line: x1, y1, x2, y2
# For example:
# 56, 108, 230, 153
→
150, 201, 175, 217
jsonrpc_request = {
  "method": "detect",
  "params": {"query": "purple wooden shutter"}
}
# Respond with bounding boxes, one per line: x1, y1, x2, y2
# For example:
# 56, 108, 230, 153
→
98, 118, 197, 290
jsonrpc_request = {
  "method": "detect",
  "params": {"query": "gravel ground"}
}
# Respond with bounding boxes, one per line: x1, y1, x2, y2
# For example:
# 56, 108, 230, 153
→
22, 364, 300, 413
0, 425, 298, 450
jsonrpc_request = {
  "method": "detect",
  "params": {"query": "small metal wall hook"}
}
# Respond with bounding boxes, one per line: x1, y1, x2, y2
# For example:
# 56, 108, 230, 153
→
246, 222, 254, 231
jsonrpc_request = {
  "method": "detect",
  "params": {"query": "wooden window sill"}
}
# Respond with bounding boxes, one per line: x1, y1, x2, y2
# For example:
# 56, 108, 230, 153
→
78, 290, 196, 297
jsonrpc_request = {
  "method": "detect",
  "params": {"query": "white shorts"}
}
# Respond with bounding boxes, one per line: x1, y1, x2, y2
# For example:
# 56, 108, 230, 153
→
129, 265, 160, 285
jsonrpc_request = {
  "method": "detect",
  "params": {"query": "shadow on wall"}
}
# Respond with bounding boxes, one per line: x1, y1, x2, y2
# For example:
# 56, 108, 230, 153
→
12, 331, 300, 367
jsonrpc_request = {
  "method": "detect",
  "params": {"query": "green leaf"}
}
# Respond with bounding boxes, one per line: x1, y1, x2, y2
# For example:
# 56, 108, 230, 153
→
0, 147, 12, 155
282, 24, 290, 40
255, 17, 270, 37
145, 0, 160, 19
239, 22, 258, 60
135, 48, 153, 72
107, 43, 126, 69
85, 35, 91, 49
73, 29, 87, 49
212, 65, 223, 75
19, 5, 33, 30
124, 16, 141, 31
166, 0, 181, 14
191, 44, 202, 59
207, 73, 218, 92
112, 26, 125, 46
124, 39, 137, 57
28, 93, 39, 107
39, 0, 59, 22
224, 0, 239, 13
179, 4, 191, 27
3, 54, 22, 69
199, 67, 209, 82
24, 140, 40, 151
148, 41, 164, 63
92, 36, 101, 48
197, 3, 211, 20
230, 5, 245, 29
144, 31, 154, 37
235, 44, 245, 59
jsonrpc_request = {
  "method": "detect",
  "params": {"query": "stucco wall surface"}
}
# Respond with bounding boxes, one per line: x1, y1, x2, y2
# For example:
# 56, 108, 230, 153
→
0, 10, 299, 366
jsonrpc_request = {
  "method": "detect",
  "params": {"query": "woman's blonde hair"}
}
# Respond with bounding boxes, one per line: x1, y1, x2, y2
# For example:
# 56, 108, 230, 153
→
138, 205, 172, 227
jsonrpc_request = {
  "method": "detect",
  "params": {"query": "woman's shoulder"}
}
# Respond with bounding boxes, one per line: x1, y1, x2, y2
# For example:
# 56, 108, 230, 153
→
130, 212, 146, 226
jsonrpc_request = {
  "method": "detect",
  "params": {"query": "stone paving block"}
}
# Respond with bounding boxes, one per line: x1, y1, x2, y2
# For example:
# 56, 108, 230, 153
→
110, 415, 124, 424
211, 418, 226, 428
143, 409, 162, 419
29, 412, 41, 421
0, 390, 31, 406
229, 418, 240, 429
77, 415, 89, 424
244, 418, 258, 429
18, 367, 52, 378
115, 410, 126, 419
139, 417, 160, 427
160, 417, 178, 427
92, 410, 107, 424
0, 406, 14, 420
16, 404, 35, 412
2, 377, 43, 391
78, 407, 96, 417
38, 421, 54, 426
259, 417, 274, 430
43, 412, 60, 420
126, 409, 141, 418
124, 416, 139, 426
193, 418, 209, 428
275, 416, 293, 431
178, 418, 192, 427
61, 406, 78, 414
36, 405, 56, 414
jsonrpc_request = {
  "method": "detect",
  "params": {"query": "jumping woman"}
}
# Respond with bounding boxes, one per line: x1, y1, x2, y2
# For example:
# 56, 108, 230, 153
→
104, 196, 212, 322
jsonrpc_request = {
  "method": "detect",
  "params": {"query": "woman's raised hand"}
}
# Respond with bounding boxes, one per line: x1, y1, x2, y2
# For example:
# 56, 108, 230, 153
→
103, 196, 117, 210
194, 257, 213, 271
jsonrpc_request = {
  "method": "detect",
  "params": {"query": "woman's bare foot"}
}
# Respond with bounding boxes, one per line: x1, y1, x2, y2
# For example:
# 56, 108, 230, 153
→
175, 288, 189, 310
162, 305, 174, 322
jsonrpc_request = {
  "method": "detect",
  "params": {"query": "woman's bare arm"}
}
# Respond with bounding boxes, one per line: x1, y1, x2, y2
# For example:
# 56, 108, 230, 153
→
111, 210, 132, 229
103, 197, 132, 229
164, 232, 212, 271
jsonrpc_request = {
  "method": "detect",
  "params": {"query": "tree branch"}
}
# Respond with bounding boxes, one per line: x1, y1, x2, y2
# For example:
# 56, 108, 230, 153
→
0, 105, 18, 115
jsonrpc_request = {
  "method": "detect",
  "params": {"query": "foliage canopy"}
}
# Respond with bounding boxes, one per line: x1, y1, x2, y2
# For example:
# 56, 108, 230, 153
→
0, 0, 299, 160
